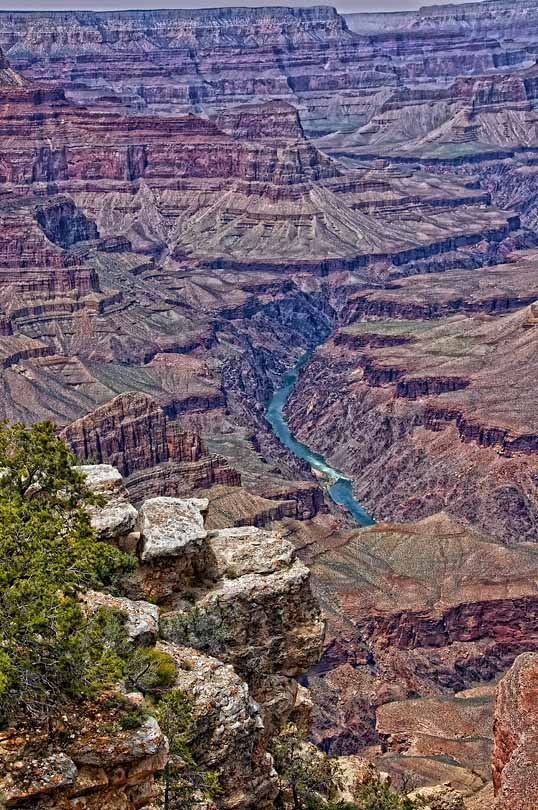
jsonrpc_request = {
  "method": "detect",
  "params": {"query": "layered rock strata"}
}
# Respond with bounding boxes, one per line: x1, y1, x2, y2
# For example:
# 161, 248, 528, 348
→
299, 511, 538, 795
61, 392, 240, 503
288, 288, 538, 543
0, 49, 524, 465
1, 4, 535, 136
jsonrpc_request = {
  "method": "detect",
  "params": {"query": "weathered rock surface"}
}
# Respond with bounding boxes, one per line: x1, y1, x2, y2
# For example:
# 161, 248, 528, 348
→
0, 707, 168, 810
408, 784, 465, 810
82, 589, 160, 645
300, 512, 538, 794
3, 463, 326, 810
492, 652, 538, 809
2, 3, 536, 139
4, 7, 538, 806
163, 526, 324, 674
63, 394, 241, 506
160, 642, 278, 810
137, 496, 208, 563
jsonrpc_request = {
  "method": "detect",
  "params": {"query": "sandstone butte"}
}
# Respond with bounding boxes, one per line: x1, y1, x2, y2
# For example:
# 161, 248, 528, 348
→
4, 1, 538, 807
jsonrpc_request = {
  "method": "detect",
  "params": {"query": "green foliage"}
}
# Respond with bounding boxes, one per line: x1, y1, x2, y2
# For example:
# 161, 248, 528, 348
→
162, 606, 228, 657
156, 689, 220, 810
271, 729, 424, 810
0, 421, 132, 723
0, 420, 98, 508
354, 783, 425, 810
271, 727, 344, 810
101, 692, 150, 731
118, 703, 150, 731
125, 647, 177, 693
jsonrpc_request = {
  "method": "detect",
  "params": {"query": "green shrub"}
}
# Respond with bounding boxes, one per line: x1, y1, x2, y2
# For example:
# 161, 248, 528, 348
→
118, 703, 150, 730
156, 689, 220, 810
270, 728, 425, 810
125, 647, 177, 693
271, 727, 344, 810
354, 783, 425, 810
0, 421, 132, 724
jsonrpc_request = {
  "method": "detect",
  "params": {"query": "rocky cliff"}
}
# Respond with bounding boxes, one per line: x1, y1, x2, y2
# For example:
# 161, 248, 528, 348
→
3, 9, 538, 803
295, 511, 538, 793
492, 652, 538, 809
288, 273, 538, 544
59, 392, 241, 504
1, 3, 534, 138
0, 462, 325, 810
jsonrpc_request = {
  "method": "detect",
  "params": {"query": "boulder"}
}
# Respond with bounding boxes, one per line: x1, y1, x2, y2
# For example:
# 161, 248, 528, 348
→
162, 526, 324, 678
138, 496, 208, 563
90, 500, 139, 543
408, 784, 465, 810
75, 464, 125, 496
82, 590, 160, 644
76, 463, 139, 544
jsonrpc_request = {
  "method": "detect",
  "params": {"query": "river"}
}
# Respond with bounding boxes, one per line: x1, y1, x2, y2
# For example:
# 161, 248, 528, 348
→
266, 352, 375, 527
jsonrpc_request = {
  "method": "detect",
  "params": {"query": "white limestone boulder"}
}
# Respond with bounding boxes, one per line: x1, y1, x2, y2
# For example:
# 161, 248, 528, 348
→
138, 496, 208, 563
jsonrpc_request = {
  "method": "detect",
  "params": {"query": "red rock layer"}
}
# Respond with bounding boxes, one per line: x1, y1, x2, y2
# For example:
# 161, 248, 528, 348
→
288, 294, 538, 544
493, 652, 538, 809
212, 101, 306, 141
57, 390, 240, 509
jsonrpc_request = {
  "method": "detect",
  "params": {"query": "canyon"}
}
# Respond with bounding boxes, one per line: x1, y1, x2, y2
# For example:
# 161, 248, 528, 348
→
3, 1, 538, 807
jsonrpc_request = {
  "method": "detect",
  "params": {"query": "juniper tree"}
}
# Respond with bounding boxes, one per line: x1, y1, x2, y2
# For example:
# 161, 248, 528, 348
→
0, 421, 131, 723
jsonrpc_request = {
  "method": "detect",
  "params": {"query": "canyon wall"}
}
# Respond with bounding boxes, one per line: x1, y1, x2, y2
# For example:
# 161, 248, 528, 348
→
0, 3, 534, 137
492, 652, 538, 809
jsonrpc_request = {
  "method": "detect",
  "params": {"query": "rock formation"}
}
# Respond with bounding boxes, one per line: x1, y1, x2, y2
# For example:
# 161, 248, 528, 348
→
288, 270, 538, 543
60, 392, 240, 503
4, 5, 538, 805
0, 712, 169, 810
1, 3, 535, 139
492, 652, 538, 809
0, 463, 325, 809
297, 511, 538, 792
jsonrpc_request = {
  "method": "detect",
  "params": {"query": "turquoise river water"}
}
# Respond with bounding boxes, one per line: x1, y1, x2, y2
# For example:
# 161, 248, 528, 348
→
265, 353, 375, 527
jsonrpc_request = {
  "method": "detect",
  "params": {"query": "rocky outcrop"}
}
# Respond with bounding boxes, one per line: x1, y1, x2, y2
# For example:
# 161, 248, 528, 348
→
2, 463, 325, 810
492, 652, 538, 809
162, 525, 324, 680
61, 393, 241, 504
160, 642, 277, 810
82, 589, 160, 645
0, 708, 168, 810
52, 360, 222, 447
115, 467, 324, 808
